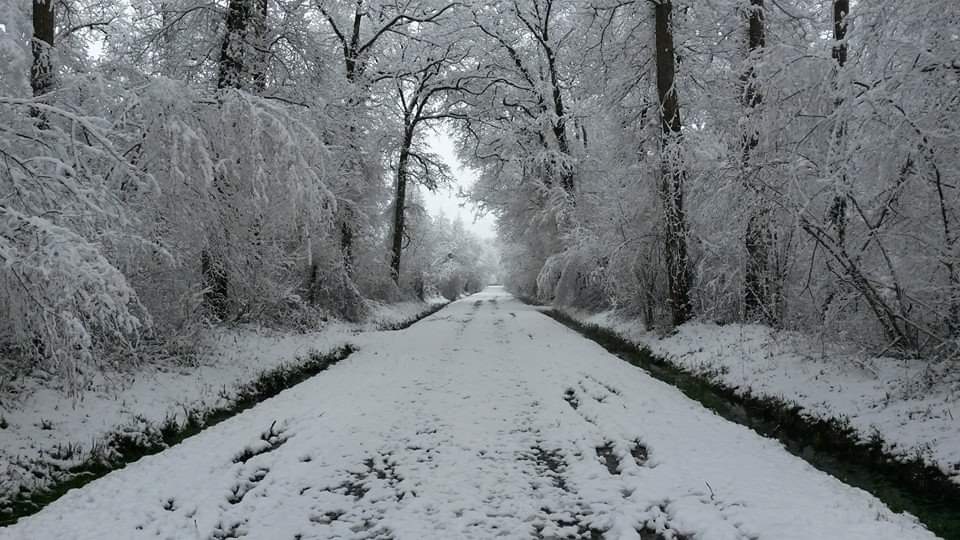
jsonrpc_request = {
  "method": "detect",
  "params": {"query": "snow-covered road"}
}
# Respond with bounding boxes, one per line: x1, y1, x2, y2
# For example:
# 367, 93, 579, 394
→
0, 287, 937, 540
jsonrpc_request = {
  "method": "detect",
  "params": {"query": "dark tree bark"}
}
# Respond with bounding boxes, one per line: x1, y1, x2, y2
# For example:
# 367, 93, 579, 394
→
218, 0, 265, 90
390, 130, 414, 282
31, 0, 55, 127
336, 4, 365, 275
831, 0, 848, 67
218, 0, 248, 89
539, 2, 574, 197
653, 0, 692, 326
828, 0, 849, 245
740, 0, 780, 325
252, 0, 268, 92
343, 1, 363, 82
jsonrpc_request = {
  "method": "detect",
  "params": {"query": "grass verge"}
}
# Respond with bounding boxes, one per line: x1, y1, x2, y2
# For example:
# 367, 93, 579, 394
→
377, 301, 449, 330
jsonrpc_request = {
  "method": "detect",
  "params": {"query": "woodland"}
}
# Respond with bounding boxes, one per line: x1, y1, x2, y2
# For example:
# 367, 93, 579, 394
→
1, 0, 959, 393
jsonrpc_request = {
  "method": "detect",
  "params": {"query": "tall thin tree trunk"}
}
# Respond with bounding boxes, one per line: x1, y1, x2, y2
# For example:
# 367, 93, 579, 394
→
252, 0, 268, 92
204, 0, 262, 316
390, 132, 413, 283
654, 0, 692, 326
741, 0, 779, 325
546, 49, 574, 197
337, 6, 365, 276
828, 0, 849, 245
931, 156, 960, 337
31, 0, 55, 127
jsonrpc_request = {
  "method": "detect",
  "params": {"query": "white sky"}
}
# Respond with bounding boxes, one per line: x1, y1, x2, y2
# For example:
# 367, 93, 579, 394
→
422, 128, 497, 240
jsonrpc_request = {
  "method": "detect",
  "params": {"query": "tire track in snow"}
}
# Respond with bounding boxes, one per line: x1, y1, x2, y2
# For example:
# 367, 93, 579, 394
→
559, 375, 757, 540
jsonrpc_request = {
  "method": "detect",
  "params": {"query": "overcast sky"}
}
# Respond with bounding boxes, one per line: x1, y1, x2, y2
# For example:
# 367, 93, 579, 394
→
422, 128, 497, 240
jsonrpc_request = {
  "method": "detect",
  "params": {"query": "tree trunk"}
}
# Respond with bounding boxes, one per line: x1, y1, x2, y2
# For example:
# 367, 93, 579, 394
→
207, 0, 264, 314
218, 0, 256, 89
252, 0, 268, 92
339, 207, 355, 273
390, 133, 412, 283
337, 6, 365, 275
201, 248, 229, 318
160, 3, 177, 77
932, 158, 960, 337
831, 0, 848, 67
654, 0, 692, 326
31, 0, 55, 127
740, 0, 780, 325
827, 0, 849, 245
744, 209, 779, 323
545, 48, 574, 197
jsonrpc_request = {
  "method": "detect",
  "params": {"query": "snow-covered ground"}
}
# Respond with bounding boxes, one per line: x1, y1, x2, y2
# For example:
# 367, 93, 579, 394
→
1, 288, 937, 539
0, 299, 444, 511
562, 310, 960, 485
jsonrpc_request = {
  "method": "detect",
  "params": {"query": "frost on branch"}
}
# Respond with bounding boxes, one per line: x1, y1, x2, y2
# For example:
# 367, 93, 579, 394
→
0, 208, 144, 392
0, 92, 148, 393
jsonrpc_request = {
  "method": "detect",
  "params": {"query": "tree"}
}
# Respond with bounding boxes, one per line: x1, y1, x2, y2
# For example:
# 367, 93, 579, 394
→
317, 0, 460, 274
386, 42, 462, 282
653, 0, 691, 326
218, 0, 267, 90
31, 0, 55, 126
826, 0, 848, 246
469, 0, 577, 199
740, 0, 781, 325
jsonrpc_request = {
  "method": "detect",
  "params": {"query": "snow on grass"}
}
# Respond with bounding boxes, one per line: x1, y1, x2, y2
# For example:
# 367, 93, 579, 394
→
0, 288, 936, 539
562, 309, 960, 485
0, 299, 445, 512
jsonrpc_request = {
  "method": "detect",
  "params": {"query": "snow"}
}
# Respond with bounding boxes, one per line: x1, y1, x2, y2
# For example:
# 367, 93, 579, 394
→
562, 310, 960, 485
0, 299, 444, 510
1, 288, 937, 539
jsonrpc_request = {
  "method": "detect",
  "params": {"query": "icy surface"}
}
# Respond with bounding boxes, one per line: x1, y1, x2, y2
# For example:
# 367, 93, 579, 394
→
565, 310, 960, 485
1, 289, 936, 539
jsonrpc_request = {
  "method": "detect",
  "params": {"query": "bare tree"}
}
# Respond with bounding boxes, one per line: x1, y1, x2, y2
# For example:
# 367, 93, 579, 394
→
470, 0, 576, 198
387, 46, 462, 282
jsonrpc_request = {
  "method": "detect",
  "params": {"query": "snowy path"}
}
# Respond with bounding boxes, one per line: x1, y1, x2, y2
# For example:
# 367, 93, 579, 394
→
0, 288, 936, 540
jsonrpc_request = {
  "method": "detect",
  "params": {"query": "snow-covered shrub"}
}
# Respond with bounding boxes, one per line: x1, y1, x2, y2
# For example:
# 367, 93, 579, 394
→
0, 91, 150, 392
0, 72, 371, 388
117, 80, 353, 326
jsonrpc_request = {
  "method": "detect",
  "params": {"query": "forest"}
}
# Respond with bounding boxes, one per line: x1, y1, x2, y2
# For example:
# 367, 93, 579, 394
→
1, 0, 958, 384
